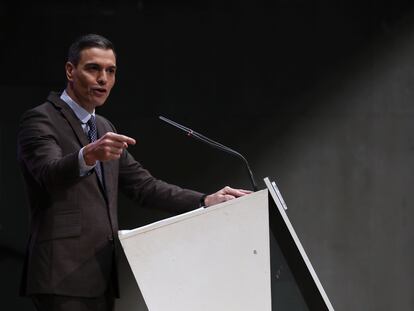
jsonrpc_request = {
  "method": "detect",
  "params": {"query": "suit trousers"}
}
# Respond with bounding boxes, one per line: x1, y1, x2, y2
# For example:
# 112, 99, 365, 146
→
31, 288, 115, 311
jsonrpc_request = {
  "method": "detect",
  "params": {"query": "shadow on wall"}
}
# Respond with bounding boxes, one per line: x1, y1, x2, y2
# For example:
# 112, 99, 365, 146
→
254, 12, 414, 311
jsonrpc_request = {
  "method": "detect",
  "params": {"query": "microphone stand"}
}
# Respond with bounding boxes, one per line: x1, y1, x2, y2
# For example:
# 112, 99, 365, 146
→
159, 116, 258, 191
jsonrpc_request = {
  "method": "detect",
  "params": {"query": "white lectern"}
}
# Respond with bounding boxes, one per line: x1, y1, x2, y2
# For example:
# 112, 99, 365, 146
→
119, 190, 271, 311
119, 179, 334, 311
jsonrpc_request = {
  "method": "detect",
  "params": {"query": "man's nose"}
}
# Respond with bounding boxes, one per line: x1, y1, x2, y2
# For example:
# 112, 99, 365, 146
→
97, 71, 107, 85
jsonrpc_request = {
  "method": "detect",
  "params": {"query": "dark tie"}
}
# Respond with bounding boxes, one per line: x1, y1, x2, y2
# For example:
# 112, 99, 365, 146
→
87, 115, 104, 186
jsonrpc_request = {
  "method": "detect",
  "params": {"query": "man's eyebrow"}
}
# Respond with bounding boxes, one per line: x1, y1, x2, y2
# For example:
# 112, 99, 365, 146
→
84, 62, 117, 69
84, 62, 100, 68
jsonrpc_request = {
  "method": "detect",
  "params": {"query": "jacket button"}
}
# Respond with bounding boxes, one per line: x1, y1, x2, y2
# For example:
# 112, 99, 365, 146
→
108, 235, 114, 242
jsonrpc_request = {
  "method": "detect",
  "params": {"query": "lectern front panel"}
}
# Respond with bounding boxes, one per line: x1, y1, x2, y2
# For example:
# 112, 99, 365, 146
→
119, 191, 271, 311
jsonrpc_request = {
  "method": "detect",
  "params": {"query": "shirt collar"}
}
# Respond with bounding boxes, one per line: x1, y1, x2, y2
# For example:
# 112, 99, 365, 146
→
60, 90, 95, 124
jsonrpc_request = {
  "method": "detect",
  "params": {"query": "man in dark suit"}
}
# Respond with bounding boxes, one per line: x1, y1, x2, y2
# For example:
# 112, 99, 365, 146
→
17, 34, 250, 311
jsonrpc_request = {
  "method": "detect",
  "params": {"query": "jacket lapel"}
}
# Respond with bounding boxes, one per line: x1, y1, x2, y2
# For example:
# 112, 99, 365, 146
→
47, 92, 90, 147
47, 92, 108, 197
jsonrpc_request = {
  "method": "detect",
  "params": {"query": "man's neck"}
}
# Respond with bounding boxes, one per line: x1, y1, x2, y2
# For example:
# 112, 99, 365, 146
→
65, 87, 94, 114
61, 90, 95, 124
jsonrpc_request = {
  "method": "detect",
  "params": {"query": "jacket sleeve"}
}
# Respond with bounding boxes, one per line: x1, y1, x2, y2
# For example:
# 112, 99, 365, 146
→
17, 108, 82, 193
118, 149, 205, 214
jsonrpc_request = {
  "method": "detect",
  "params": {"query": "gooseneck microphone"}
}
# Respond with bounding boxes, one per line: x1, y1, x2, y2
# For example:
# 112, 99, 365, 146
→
159, 116, 258, 191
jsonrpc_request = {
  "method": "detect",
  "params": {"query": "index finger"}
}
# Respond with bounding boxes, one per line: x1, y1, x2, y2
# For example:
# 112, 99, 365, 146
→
223, 187, 251, 197
110, 133, 136, 145
238, 189, 253, 194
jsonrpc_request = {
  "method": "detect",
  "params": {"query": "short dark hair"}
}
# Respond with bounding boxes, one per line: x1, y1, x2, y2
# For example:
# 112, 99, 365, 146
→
67, 34, 115, 66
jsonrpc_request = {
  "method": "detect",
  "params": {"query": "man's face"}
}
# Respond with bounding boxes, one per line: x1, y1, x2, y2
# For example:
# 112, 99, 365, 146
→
65, 47, 116, 112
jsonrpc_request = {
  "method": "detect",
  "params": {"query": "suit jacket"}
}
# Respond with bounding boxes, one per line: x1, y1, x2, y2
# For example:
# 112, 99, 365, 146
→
17, 92, 204, 298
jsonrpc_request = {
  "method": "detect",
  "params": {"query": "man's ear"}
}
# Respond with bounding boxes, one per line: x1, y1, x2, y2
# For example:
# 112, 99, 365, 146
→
65, 62, 75, 81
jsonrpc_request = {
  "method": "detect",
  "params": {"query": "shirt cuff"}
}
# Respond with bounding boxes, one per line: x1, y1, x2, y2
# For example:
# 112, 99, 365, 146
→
78, 147, 96, 176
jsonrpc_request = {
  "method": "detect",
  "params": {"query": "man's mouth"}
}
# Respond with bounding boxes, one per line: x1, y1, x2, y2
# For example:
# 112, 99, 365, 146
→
91, 88, 107, 96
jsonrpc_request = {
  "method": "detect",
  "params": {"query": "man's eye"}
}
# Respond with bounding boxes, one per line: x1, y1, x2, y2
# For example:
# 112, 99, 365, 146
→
87, 65, 100, 71
107, 68, 116, 74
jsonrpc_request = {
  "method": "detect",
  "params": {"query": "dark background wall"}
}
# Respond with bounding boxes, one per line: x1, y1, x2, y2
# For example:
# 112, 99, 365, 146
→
1, 1, 414, 310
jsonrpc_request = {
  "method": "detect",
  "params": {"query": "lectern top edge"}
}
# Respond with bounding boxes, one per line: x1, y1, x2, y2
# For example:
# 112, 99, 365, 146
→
118, 189, 268, 241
